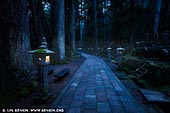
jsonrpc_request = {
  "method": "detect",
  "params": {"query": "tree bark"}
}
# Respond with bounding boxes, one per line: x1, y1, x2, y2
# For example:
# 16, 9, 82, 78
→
29, 0, 45, 48
92, 0, 98, 50
129, 0, 135, 47
51, 0, 66, 61
0, 1, 11, 95
154, 0, 162, 44
9, 0, 33, 74
70, 0, 76, 52
0, 0, 33, 95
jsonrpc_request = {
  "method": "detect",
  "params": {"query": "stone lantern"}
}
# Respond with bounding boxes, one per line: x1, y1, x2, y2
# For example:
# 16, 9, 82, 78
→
116, 47, 125, 55
91, 48, 94, 53
107, 47, 112, 61
87, 48, 90, 52
97, 48, 101, 56
28, 37, 55, 100
116, 47, 125, 66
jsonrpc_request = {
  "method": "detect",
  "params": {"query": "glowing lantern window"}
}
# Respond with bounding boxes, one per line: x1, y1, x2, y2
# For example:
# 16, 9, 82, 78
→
46, 56, 50, 63
39, 58, 42, 61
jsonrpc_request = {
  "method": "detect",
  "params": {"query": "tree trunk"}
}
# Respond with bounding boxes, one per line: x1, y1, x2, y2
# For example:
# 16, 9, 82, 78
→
29, 0, 45, 49
0, 0, 33, 95
9, 0, 33, 75
129, 0, 135, 47
93, 0, 98, 50
80, 20, 84, 48
70, 0, 76, 52
51, 0, 66, 61
154, 0, 162, 44
0, 0, 11, 95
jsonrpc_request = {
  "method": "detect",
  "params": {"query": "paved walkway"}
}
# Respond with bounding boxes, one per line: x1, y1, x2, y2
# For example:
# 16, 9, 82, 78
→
51, 53, 146, 113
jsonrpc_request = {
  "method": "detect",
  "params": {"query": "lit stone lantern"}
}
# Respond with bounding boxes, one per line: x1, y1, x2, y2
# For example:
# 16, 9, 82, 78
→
28, 37, 55, 99
116, 47, 125, 66
107, 47, 112, 61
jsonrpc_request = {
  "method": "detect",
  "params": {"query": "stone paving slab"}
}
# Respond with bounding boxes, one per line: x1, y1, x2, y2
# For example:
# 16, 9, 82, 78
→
140, 88, 170, 103
51, 53, 146, 113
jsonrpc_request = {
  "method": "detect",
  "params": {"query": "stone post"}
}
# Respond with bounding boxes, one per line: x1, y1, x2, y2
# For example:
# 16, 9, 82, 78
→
107, 47, 112, 61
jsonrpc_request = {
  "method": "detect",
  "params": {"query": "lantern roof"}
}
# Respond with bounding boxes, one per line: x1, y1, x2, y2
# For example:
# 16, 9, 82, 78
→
28, 48, 55, 54
107, 47, 112, 50
116, 47, 125, 51
28, 37, 55, 54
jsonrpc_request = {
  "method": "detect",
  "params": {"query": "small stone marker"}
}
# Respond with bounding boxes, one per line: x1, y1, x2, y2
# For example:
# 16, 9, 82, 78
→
116, 47, 125, 66
140, 89, 170, 103
107, 47, 112, 61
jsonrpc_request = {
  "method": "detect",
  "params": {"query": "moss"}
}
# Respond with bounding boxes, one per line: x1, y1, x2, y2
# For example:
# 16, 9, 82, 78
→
138, 78, 170, 92
138, 79, 151, 88
0, 81, 38, 107
59, 60, 69, 64
34, 49, 46, 53
148, 62, 170, 69
28, 80, 38, 92
122, 59, 144, 73
51, 58, 69, 65
16, 80, 38, 98
50, 53, 70, 65
17, 87, 29, 97
0, 95, 16, 107
71, 55, 79, 59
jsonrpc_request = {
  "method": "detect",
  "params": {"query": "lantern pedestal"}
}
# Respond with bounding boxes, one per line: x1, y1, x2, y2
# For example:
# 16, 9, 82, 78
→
37, 67, 49, 95
34, 67, 52, 102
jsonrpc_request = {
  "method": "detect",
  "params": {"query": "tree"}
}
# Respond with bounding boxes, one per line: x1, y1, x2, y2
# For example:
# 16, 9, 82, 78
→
154, 0, 162, 44
51, 0, 66, 61
29, 0, 45, 49
92, 0, 98, 50
129, 0, 135, 46
70, 0, 76, 52
0, 0, 33, 95
66, 0, 76, 53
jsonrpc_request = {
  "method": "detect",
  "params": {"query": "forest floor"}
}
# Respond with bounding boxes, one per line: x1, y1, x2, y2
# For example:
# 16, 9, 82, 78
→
10, 54, 166, 113
11, 56, 85, 108
106, 60, 165, 113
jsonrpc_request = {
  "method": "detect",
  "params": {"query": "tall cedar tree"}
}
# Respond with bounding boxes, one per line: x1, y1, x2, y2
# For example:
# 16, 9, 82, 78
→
51, 0, 66, 61
0, 0, 33, 95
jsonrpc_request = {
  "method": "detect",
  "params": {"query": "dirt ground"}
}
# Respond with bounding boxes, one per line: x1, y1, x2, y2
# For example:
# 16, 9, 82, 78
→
11, 56, 85, 108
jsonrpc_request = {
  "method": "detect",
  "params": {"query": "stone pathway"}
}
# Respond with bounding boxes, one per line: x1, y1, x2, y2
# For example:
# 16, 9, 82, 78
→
51, 53, 146, 113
